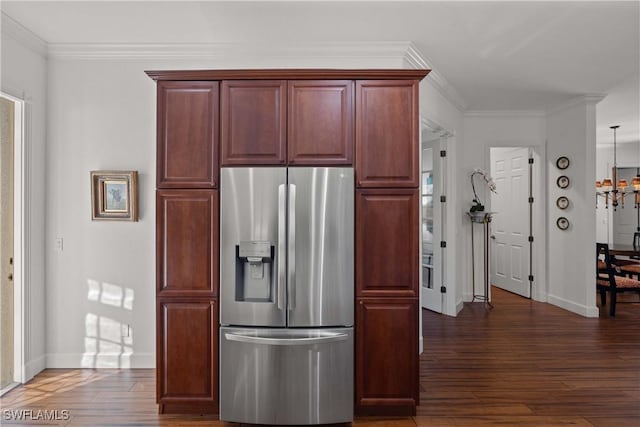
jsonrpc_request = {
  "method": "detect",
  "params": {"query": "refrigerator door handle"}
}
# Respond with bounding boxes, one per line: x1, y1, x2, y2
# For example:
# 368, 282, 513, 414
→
224, 332, 348, 346
288, 183, 296, 310
277, 184, 286, 311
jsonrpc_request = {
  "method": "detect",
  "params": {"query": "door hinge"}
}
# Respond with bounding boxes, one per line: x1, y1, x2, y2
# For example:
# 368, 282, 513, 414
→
528, 236, 534, 242
440, 150, 447, 158
528, 158, 534, 164
440, 286, 447, 293
528, 275, 534, 282
440, 241, 447, 248
9, 257, 13, 265
440, 195, 446, 203
528, 197, 534, 203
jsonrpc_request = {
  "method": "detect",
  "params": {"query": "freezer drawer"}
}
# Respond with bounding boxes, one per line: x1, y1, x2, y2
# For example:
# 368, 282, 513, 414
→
220, 327, 353, 425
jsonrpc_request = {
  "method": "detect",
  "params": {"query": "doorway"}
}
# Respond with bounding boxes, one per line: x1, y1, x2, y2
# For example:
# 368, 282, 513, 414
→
0, 92, 23, 394
611, 167, 640, 244
421, 128, 448, 313
489, 147, 532, 298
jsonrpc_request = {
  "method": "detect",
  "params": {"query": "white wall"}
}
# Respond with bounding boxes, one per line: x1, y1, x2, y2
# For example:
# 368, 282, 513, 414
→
46, 60, 157, 368
546, 97, 602, 318
1, 32, 48, 380
461, 113, 546, 302
44, 49, 454, 367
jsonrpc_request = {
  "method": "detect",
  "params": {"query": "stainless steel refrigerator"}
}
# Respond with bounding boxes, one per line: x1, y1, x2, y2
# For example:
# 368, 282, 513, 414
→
219, 167, 354, 425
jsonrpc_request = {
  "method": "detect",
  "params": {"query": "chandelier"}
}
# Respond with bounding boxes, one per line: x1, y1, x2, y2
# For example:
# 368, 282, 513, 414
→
595, 125, 640, 210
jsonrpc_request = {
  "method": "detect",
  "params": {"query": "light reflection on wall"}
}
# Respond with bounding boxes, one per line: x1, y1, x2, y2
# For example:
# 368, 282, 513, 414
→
84, 279, 134, 368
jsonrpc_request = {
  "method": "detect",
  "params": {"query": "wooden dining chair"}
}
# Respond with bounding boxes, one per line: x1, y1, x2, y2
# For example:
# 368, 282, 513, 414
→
597, 243, 640, 316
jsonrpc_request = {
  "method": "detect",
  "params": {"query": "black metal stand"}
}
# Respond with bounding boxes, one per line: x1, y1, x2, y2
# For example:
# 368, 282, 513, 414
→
468, 212, 493, 308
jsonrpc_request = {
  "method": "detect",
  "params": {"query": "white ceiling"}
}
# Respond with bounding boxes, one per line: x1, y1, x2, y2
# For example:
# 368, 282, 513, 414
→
2, 1, 639, 144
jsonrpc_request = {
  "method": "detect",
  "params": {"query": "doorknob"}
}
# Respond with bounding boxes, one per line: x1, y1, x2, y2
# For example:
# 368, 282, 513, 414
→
8, 273, 13, 281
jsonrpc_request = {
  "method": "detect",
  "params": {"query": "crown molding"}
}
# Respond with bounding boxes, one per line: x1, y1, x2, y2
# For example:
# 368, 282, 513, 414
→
405, 43, 468, 112
546, 94, 607, 116
464, 110, 546, 118
2, 26, 468, 114
46, 40, 467, 113
47, 41, 415, 62
1, 12, 47, 57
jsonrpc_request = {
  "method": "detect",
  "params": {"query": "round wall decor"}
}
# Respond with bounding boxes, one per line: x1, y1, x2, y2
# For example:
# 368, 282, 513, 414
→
556, 156, 570, 170
557, 217, 570, 230
557, 175, 570, 189
556, 196, 570, 210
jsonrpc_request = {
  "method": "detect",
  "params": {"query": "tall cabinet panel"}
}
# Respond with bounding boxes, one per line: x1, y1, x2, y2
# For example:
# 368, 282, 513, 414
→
355, 80, 419, 188
157, 81, 219, 188
354, 78, 422, 416
157, 299, 218, 412
221, 80, 287, 165
288, 80, 353, 165
156, 190, 218, 297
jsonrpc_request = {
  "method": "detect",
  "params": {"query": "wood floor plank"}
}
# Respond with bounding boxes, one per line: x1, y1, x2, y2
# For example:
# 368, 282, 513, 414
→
1, 287, 638, 425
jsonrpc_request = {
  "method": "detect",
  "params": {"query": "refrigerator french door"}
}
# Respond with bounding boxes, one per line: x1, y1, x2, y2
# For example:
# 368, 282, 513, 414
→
219, 167, 354, 425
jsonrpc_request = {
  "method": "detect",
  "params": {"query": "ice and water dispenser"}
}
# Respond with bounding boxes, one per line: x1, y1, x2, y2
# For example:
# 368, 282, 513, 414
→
235, 241, 274, 302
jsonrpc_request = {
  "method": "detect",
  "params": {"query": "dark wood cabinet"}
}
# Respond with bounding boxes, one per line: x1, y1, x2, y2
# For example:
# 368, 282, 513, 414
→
157, 81, 218, 188
356, 298, 418, 415
221, 80, 287, 165
356, 189, 419, 297
355, 80, 419, 188
148, 69, 429, 417
156, 190, 218, 297
288, 80, 353, 165
157, 299, 218, 412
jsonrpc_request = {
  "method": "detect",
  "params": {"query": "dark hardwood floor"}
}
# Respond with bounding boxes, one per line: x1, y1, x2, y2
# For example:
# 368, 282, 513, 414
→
1, 287, 638, 426
418, 287, 640, 426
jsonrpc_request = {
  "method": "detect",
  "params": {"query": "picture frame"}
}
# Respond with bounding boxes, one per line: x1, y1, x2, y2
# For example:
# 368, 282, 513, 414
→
90, 170, 138, 221
556, 196, 570, 210
557, 175, 570, 189
556, 156, 570, 170
556, 216, 570, 231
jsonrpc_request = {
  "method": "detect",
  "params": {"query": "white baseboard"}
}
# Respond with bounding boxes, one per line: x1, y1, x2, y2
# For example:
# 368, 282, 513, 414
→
456, 299, 465, 315
46, 353, 154, 369
547, 294, 599, 318
24, 355, 45, 382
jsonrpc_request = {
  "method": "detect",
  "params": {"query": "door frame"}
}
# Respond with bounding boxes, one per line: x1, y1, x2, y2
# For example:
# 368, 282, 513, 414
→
487, 144, 547, 302
420, 117, 457, 316
420, 131, 443, 315
489, 147, 532, 298
0, 91, 26, 388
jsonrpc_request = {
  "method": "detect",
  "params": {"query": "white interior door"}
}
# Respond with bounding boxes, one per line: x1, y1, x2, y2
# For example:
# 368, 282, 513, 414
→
421, 138, 443, 313
490, 147, 530, 298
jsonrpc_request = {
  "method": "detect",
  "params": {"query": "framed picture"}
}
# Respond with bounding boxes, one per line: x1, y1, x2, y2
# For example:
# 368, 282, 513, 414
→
90, 170, 138, 221
556, 156, 570, 170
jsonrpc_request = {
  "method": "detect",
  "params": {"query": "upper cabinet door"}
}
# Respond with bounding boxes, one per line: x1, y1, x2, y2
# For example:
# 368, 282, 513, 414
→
288, 80, 353, 165
157, 190, 218, 297
355, 80, 419, 188
221, 80, 287, 165
356, 189, 419, 297
157, 81, 219, 188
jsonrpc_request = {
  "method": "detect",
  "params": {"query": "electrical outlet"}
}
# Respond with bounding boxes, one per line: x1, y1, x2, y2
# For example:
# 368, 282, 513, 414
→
121, 324, 130, 337
55, 238, 63, 251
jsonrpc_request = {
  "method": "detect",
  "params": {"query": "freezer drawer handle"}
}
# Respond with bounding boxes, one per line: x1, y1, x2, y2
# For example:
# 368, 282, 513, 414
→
224, 332, 348, 346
